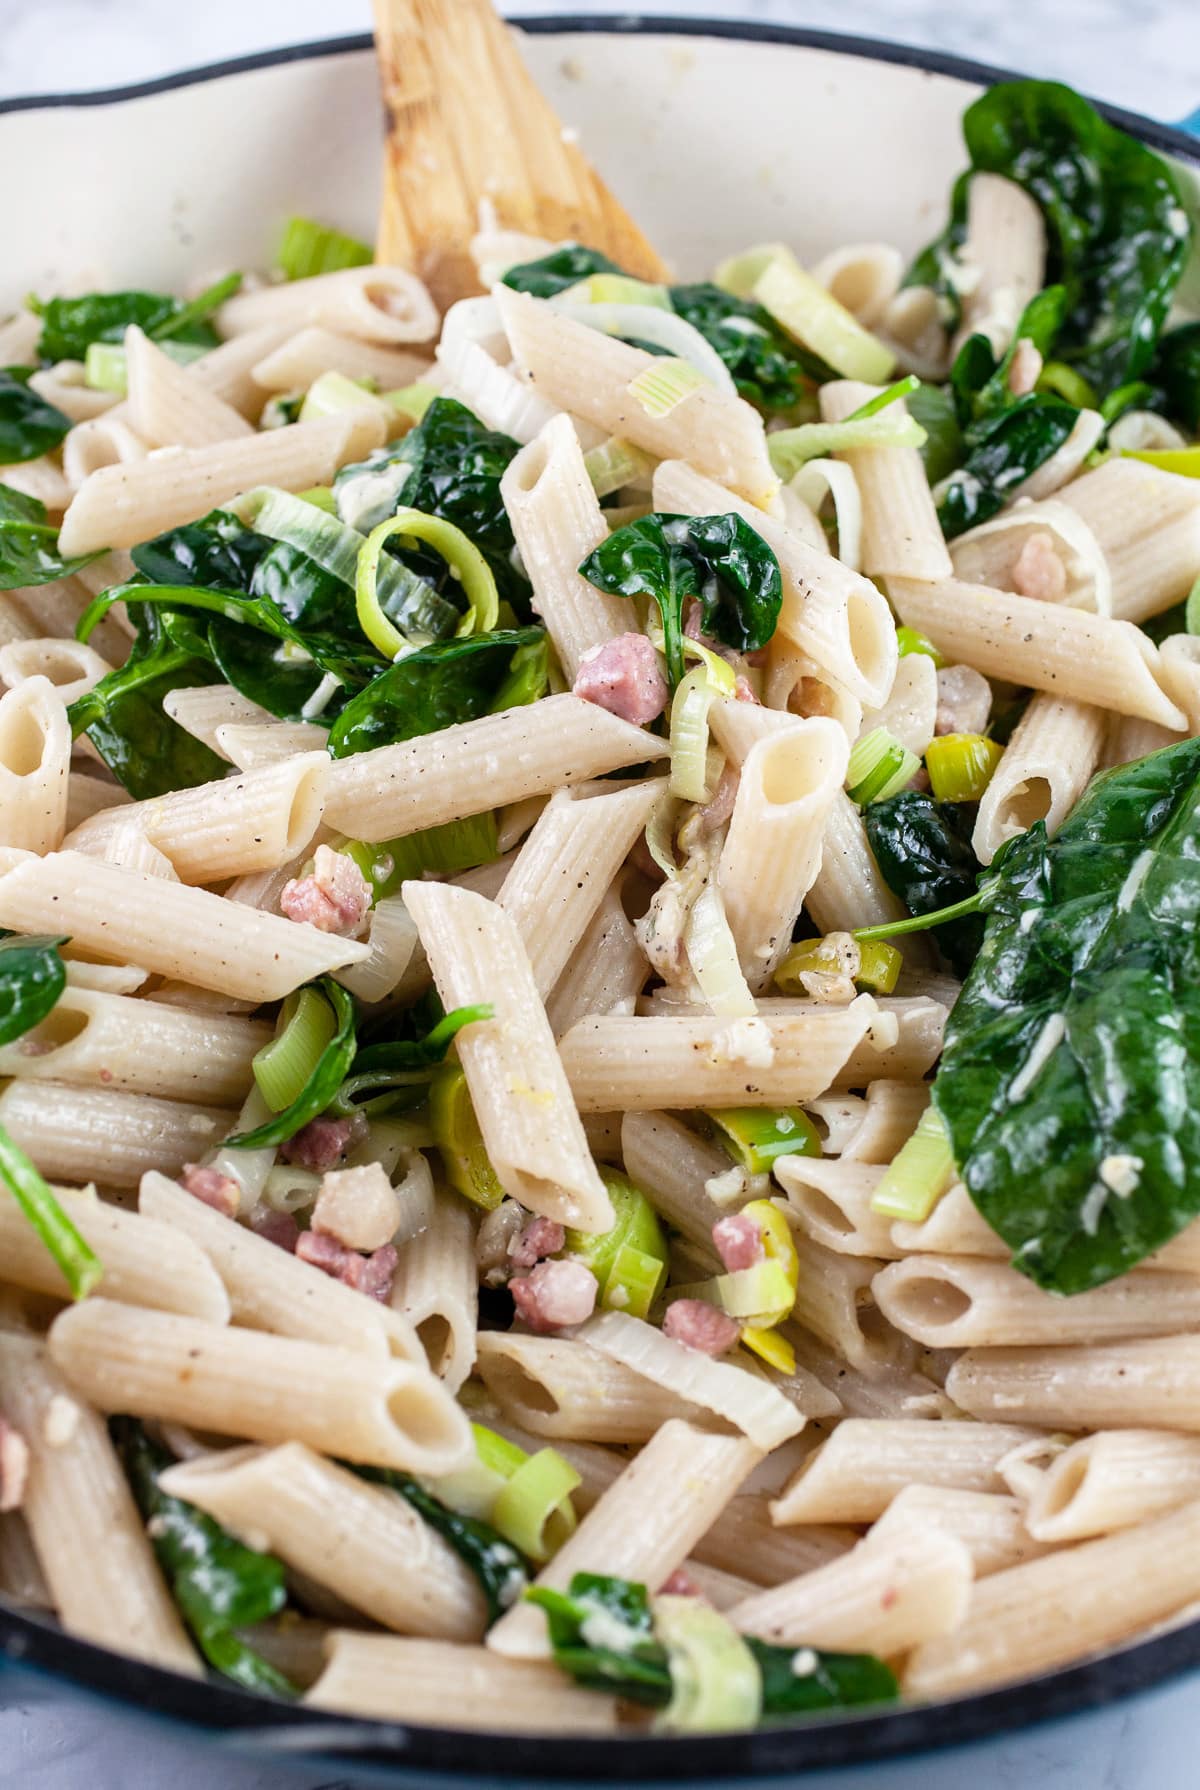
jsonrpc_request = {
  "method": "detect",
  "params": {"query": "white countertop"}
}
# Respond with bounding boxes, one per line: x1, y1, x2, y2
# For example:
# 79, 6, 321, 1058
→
0, 2, 1198, 1786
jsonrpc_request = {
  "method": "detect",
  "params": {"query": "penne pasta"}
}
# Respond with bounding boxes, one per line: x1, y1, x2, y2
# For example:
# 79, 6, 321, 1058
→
500, 414, 627, 680
323, 695, 668, 844
47, 1299, 471, 1476
404, 881, 612, 1232
160, 1442, 488, 1640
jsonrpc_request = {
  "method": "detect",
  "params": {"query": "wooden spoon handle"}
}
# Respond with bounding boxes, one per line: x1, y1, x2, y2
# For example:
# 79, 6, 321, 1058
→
372, 0, 668, 308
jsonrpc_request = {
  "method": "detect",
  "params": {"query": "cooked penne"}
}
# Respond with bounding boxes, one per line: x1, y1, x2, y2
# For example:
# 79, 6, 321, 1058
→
57, 409, 387, 555
770, 1418, 1048, 1524
0, 1079, 233, 1188
497, 288, 777, 504
1025, 1429, 1200, 1542
218, 264, 439, 344
718, 717, 848, 986
888, 575, 1188, 729
0, 676, 71, 853
904, 1498, 1200, 1698
47, 1300, 471, 1475
971, 694, 1107, 866
488, 1421, 762, 1657
951, 171, 1046, 356
390, 1189, 477, 1392
139, 1172, 425, 1363
0, 1331, 199, 1673
307, 1633, 619, 1731
558, 998, 932, 1110
0, 983, 269, 1103
124, 326, 256, 448
406, 881, 610, 1231
819, 380, 951, 580
0, 1183, 229, 1321
0, 852, 367, 1000
727, 1522, 973, 1655
323, 695, 668, 843
947, 1337, 1200, 1432
545, 881, 650, 1036
474, 1332, 704, 1443
160, 1443, 488, 1640
869, 1485, 1048, 1578
496, 780, 664, 998
64, 753, 330, 883
250, 324, 430, 393
500, 414, 627, 680
805, 790, 908, 935
875, 1255, 1200, 1348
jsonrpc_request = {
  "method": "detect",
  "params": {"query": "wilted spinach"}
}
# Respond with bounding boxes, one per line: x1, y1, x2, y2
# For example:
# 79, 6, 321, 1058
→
502, 249, 823, 414
0, 483, 99, 590
937, 289, 1080, 538
0, 368, 71, 463
1146, 322, 1200, 433
328, 627, 546, 757
528, 1572, 899, 1718
30, 273, 240, 364
909, 79, 1192, 398
501, 244, 622, 297
932, 737, 1200, 1293
667, 282, 828, 412
863, 791, 985, 978
0, 932, 67, 1046
69, 604, 227, 798
356, 1465, 527, 1625
579, 512, 782, 688
335, 398, 529, 609
114, 1418, 296, 1697
131, 508, 273, 591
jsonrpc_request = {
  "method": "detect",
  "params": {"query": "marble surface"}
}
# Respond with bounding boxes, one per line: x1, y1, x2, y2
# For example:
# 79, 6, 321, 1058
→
1, 1, 1200, 1786
0, 0, 1194, 122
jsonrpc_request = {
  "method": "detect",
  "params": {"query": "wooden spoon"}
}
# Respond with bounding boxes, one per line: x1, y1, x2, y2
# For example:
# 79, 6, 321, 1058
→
372, 0, 668, 309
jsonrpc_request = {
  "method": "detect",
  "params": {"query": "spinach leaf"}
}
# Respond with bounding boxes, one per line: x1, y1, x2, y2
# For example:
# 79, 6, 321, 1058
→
501, 252, 825, 415
579, 512, 782, 688
332, 1002, 493, 1114
528, 1573, 899, 1718
0, 484, 100, 591
69, 601, 229, 798
79, 580, 380, 727
334, 398, 529, 609
501, 245, 623, 297
528, 1573, 671, 1703
30, 274, 239, 364
746, 1638, 898, 1717
667, 283, 828, 413
226, 978, 357, 1150
1146, 322, 1200, 433
906, 382, 963, 486
0, 368, 71, 463
327, 627, 545, 758
113, 1418, 297, 1697
356, 1465, 527, 1624
863, 792, 985, 978
0, 932, 67, 1046
938, 393, 1079, 538
68, 606, 227, 799
938, 288, 1080, 538
131, 508, 273, 591
933, 737, 1200, 1292
910, 80, 1192, 397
